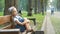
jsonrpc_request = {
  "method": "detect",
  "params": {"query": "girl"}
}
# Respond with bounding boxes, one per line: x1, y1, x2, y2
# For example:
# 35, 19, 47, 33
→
8, 6, 34, 33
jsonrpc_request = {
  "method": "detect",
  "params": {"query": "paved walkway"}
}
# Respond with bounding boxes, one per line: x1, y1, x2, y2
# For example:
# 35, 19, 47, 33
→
41, 12, 55, 34
53, 12, 60, 18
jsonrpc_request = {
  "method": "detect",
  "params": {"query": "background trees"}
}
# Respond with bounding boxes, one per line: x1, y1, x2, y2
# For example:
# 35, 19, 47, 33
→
27, 0, 32, 16
0, 0, 5, 12
34, 0, 37, 14
0, 0, 48, 16
4, 0, 18, 15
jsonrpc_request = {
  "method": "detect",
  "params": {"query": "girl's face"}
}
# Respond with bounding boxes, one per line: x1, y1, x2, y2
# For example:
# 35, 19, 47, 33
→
12, 8, 18, 16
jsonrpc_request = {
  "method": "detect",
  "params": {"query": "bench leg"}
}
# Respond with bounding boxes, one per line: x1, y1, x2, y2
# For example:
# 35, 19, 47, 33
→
33, 20, 36, 25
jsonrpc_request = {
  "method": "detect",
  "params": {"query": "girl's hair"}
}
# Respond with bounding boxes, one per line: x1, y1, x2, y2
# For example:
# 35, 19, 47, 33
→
8, 6, 16, 14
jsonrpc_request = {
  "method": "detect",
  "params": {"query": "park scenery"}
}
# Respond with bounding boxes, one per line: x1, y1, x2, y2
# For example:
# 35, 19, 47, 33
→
0, 0, 60, 34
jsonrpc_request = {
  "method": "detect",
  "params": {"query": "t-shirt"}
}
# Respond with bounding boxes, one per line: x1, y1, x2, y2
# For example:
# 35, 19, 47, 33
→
13, 15, 24, 23
13, 15, 26, 32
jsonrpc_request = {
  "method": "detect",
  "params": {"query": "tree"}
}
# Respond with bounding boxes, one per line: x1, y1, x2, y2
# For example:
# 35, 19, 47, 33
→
4, 0, 18, 15
43, 0, 47, 12
56, 0, 59, 11
27, 0, 32, 16
34, 0, 37, 14
37, 0, 41, 13
41, 0, 44, 15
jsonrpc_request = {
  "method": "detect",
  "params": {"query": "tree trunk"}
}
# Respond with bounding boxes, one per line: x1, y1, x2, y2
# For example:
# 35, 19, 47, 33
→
27, 0, 32, 16
41, 0, 44, 15
34, 0, 37, 14
43, 0, 47, 12
37, 0, 41, 13
4, 0, 18, 15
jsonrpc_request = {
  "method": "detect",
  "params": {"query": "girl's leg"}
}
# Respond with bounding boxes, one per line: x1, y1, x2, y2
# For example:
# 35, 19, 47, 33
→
25, 23, 31, 31
25, 23, 34, 34
24, 18, 34, 32
24, 18, 31, 30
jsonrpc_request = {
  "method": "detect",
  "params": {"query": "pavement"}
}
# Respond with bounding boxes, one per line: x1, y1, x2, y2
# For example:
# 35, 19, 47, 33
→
41, 12, 55, 34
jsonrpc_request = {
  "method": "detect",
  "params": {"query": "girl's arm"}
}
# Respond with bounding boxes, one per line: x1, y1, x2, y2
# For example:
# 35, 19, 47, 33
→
15, 20, 23, 25
15, 20, 27, 25
14, 18, 29, 25
13, 17, 26, 25
22, 18, 30, 24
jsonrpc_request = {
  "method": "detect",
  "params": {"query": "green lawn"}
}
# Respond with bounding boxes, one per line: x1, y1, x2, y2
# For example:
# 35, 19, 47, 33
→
0, 11, 45, 30
51, 17, 60, 34
22, 12, 45, 30
0, 11, 4, 16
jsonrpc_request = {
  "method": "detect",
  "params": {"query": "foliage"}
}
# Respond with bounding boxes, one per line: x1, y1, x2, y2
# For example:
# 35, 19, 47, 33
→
0, 0, 5, 8
18, 0, 28, 11
0, 0, 5, 11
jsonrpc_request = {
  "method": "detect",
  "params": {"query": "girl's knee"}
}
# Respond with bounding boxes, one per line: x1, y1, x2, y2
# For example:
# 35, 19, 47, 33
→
24, 18, 30, 23
27, 19, 30, 23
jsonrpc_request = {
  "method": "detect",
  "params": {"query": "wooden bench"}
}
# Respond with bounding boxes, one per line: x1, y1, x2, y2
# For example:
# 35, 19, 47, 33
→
0, 15, 36, 29
32, 31, 44, 34
0, 15, 32, 34
0, 15, 44, 34
0, 29, 20, 34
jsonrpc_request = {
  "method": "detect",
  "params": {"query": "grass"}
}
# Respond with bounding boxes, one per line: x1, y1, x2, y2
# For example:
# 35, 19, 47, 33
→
0, 11, 4, 16
22, 12, 45, 30
0, 11, 45, 30
51, 17, 60, 34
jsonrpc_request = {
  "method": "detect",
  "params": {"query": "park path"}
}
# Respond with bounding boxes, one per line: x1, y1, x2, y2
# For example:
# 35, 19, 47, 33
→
53, 12, 60, 18
41, 12, 55, 34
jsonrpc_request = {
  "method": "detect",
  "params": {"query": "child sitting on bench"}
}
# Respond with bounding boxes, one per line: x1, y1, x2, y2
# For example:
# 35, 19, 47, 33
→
8, 6, 34, 33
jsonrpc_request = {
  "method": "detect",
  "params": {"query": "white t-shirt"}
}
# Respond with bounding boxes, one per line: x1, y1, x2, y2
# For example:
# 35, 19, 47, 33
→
13, 15, 23, 24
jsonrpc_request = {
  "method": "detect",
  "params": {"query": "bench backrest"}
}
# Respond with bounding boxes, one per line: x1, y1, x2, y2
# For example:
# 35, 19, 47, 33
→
0, 15, 11, 25
0, 15, 20, 34
0, 15, 14, 29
